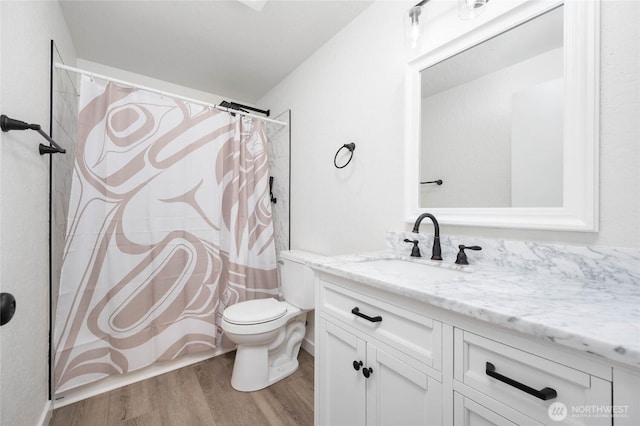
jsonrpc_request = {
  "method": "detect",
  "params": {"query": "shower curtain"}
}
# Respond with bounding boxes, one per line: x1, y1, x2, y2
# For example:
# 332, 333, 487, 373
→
53, 75, 278, 393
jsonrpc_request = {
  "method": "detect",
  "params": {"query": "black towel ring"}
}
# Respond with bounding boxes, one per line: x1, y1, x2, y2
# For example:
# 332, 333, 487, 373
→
334, 143, 356, 169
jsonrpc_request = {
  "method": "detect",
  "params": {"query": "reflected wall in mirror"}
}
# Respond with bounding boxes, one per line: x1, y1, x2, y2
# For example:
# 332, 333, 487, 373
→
405, 0, 599, 231
420, 6, 564, 209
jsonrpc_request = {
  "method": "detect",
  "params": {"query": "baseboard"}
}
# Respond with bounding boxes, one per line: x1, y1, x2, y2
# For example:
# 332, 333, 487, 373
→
53, 347, 233, 408
301, 336, 315, 357
38, 400, 52, 426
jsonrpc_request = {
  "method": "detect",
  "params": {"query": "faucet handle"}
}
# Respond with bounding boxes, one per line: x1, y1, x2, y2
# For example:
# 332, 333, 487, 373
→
455, 244, 482, 265
403, 239, 421, 258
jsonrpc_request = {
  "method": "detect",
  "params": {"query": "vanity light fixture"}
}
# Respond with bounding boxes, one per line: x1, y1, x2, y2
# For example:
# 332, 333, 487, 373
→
405, 0, 490, 48
458, 0, 489, 20
405, 0, 430, 49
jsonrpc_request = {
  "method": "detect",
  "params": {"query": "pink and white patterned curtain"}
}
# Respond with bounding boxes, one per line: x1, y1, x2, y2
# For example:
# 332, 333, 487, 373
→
53, 76, 278, 393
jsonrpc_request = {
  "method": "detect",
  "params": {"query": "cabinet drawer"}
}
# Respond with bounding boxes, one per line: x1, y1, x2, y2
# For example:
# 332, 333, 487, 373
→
454, 392, 543, 426
454, 330, 611, 425
319, 280, 441, 370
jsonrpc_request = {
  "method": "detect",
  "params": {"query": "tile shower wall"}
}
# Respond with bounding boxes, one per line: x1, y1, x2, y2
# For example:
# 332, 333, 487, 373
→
51, 44, 79, 385
266, 110, 291, 256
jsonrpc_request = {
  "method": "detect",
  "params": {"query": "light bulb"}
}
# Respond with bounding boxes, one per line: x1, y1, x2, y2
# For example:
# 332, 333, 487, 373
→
405, 6, 424, 49
458, 0, 488, 20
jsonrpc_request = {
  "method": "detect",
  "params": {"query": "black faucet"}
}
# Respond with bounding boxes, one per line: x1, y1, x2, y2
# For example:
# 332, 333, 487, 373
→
412, 213, 442, 261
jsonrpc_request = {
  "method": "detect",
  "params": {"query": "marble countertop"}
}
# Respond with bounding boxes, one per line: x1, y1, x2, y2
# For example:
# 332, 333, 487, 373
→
305, 242, 640, 370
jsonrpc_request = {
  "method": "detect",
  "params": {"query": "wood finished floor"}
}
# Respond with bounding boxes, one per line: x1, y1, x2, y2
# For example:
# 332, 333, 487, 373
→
50, 350, 314, 426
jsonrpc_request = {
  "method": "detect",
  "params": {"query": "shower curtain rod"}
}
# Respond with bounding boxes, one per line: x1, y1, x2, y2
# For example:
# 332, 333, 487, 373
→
54, 63, 288, 126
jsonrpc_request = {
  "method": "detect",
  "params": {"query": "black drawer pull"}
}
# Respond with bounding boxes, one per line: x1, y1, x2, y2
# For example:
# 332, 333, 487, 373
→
351, 307, 382, 323
485, 362, 557, 401
353, 360, 363, 371
362, 367, 373, 378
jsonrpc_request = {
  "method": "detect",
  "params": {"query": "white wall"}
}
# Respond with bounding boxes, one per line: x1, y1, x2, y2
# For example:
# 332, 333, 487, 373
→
596, 0, 640, 249
258, 0, 640, 253
0, 2, 77, 425
258, 1, 408, 255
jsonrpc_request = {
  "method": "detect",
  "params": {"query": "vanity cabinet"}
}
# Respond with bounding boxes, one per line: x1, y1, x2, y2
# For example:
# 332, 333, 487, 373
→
316, 278, 443, 425
315, 272, 623, 426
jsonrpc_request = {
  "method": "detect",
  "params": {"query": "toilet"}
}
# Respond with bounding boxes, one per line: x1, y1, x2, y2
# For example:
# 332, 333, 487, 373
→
221, 250, 316, 392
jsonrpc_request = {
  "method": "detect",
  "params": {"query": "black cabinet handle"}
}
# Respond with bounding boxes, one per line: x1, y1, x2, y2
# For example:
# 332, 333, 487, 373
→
362, 367, 373, 378
353, 360, 363, 371
351, 307, 382, 323
485, 362, 557, 401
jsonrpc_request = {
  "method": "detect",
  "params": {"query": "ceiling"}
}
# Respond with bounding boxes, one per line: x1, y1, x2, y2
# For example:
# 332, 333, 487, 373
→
59, 0, 373, 103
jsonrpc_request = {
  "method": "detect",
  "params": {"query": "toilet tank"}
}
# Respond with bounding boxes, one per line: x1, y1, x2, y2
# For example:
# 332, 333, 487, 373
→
279, 250, 318, 309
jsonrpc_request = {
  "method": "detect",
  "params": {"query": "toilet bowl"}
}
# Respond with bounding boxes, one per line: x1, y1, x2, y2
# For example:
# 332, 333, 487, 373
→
221, 250, 317, 392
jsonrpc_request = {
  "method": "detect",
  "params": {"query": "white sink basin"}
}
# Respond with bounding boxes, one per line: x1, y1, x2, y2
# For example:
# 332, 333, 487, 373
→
345, 258, 468, 282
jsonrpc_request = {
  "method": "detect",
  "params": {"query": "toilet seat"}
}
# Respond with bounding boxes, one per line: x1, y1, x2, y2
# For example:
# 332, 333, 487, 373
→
223, 298, 287, 325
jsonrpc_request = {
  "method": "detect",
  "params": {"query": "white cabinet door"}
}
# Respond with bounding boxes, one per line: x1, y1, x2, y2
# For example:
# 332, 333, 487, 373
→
366, 344, 442, 426
318, 318, 443, 426
318, 319, 366, 426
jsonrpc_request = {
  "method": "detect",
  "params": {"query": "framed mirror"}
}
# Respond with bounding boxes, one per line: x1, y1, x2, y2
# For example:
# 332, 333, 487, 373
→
404, 0, 600, 231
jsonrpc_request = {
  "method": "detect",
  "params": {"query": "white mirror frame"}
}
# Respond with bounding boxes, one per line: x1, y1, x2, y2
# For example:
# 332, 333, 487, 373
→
405, 0, 600, 231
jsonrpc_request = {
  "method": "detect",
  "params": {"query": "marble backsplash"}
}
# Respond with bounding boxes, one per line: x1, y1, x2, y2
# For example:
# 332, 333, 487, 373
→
386, 231, 640, 285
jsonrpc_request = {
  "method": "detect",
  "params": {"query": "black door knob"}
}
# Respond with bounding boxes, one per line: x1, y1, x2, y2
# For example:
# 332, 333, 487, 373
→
362, 367, 373, 378
353, 360, 363, 371
0, 292, 16, 326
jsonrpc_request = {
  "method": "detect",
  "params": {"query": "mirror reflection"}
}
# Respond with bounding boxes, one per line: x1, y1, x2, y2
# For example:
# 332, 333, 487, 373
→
419, 6, 564, 208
